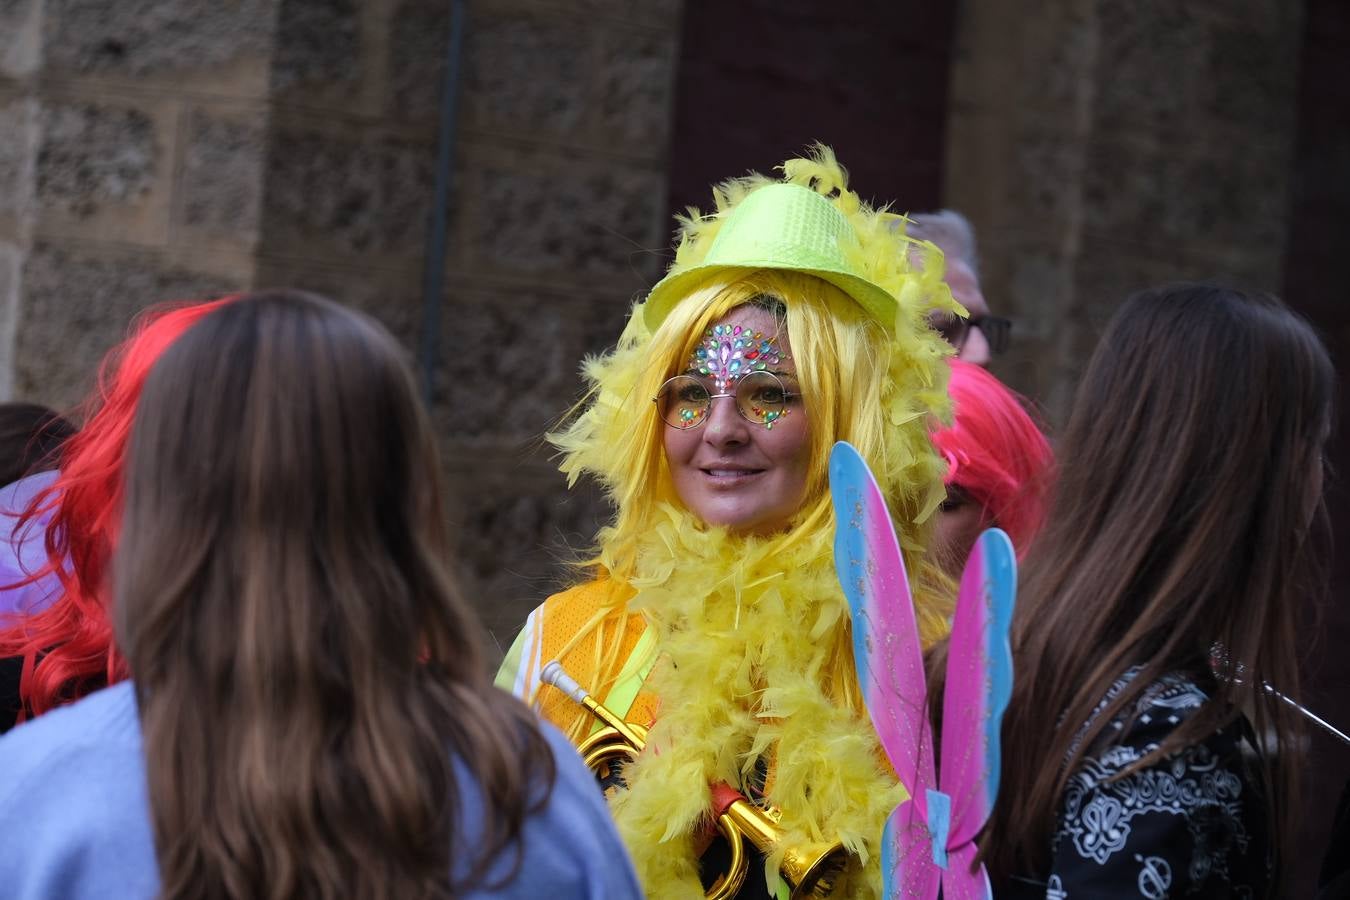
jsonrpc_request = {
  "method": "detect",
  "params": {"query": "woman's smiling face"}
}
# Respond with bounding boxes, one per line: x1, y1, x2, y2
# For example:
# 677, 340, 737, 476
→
661, 304, 811, 535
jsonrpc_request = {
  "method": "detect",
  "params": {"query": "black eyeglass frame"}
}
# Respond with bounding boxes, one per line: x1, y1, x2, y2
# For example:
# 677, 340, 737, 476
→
933, 314, 1013, 356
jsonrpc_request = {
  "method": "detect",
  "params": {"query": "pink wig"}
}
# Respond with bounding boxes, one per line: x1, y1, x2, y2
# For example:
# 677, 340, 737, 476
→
933, 360, 1054, 557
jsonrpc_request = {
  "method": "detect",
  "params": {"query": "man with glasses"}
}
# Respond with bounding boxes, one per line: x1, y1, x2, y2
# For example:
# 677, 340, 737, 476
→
909, 210, 1010, 366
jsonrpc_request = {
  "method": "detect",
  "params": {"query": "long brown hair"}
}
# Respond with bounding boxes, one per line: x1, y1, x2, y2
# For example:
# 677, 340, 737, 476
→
983, 284, 1334, 887
113, 290, 555, 899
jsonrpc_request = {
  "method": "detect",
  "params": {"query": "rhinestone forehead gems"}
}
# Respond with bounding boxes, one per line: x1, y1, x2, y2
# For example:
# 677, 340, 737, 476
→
691, 323, 789, 392
688, 322, 793, 429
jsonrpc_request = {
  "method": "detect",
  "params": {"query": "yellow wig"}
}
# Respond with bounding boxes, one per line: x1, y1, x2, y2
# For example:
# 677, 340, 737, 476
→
545, 147, 961, 898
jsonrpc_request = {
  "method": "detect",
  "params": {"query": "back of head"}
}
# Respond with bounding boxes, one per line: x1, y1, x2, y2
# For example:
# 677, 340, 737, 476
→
933, 359, 1053, 556
0, 298, 230, 715
987, 283, 1334, 882
0, 403, 76, 487
1039, 283, 1332, 644
116, 290, 551, 899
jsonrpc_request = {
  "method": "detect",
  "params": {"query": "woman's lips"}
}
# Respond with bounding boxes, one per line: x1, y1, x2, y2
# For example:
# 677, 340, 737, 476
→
699, 467, 765, 486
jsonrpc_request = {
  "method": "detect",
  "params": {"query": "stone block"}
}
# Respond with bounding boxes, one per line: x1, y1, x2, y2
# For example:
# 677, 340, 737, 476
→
464, 149, 667, 283
261, 124, 436, 260
1095, 0, 1300, 137
0, 97, 39, 226
1013, 0, 1096, 115
1094, 0, 1209, 135
1004, 247, 1068, 341
1069, 241, 1185, 317
0, 240, 22, 398
562, 0, 682, 22
1081, 135, 1289, 257
388, 0, 450, 122
43, 0, 275, 78
252, 257, 422, 350
429, 288, 627, 445
1190, 0, 1298, 33
0, 0, 42, 79
445, 462, 608, 643
1204, 21, 1300, 134
36, 100, 156, 219
460, 12, 591, 135
1009, 126, 1085, 235
15, 242, 241, 408
595, 27, 677, 148
178, 107, 266, 242
270, 0, 360, 93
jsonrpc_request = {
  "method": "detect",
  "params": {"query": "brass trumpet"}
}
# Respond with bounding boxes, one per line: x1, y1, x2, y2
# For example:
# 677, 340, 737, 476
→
539, 661, 850, 899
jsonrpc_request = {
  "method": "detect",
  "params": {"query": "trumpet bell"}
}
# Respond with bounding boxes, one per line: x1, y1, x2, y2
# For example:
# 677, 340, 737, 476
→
720, 798, 853, 899
781, 841, 851, 899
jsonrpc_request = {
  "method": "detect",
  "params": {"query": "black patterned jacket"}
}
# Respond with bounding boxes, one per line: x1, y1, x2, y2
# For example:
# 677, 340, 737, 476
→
1004, 671, 1270, 899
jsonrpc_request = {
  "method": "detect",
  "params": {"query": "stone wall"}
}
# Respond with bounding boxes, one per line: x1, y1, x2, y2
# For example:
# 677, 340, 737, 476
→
0, 0, 685, 646
944, 0, 1304, 420
1, 0, 273, 407
252, 0, 682, 642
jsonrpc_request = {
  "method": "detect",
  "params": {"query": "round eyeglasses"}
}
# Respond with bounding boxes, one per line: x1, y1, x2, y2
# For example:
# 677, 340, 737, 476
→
654, 371, 798, 430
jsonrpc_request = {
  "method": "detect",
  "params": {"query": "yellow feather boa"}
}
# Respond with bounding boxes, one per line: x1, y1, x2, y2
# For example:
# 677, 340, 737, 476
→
610, 504, 912, 898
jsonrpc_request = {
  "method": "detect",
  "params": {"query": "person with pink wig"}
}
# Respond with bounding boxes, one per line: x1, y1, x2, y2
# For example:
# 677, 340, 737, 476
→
931, 359, 1053, 575
0, 298, 231, 732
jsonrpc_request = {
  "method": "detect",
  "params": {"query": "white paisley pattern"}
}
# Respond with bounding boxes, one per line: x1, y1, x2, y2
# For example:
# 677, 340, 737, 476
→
1030, 671, 1270, 899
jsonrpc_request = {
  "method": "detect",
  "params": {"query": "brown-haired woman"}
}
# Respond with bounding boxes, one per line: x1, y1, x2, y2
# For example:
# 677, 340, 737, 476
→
0, 290, 642, 900
986, 284, 1334, 898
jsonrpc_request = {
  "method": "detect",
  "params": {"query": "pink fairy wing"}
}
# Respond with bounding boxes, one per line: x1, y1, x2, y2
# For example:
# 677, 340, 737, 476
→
938, 528, 1017, 854
829, 442, 938, 899
883, 803, 942, 900
940, 843, 993, 900
828, 441, 935, 803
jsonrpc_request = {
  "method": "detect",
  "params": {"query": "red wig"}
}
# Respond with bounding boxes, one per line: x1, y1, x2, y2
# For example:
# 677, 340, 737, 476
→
933, 360, 1054, 557
0, 298, 230, 716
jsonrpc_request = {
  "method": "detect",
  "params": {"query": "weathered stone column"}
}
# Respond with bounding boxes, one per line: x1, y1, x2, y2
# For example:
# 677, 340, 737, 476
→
0, 0, 46, 399
945, 0, 1304, 419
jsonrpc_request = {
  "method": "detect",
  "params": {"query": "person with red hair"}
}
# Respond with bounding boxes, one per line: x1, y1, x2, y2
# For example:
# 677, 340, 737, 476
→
0, 298, 229, 731
931, 359, 1053, 575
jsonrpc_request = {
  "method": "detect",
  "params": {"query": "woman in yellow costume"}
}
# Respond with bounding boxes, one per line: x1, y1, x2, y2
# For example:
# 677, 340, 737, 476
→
496, 146, 959, 899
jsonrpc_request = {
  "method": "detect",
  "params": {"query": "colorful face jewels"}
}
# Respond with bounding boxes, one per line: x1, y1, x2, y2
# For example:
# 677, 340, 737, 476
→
753, 406, 787, 430
690, 323, 788, 394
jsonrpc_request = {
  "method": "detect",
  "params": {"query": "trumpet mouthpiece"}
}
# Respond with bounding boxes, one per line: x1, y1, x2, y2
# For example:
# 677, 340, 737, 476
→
540, 661, 588, 703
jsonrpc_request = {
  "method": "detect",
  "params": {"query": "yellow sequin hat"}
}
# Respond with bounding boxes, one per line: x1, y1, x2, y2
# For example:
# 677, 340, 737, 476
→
641, 144, 948, 333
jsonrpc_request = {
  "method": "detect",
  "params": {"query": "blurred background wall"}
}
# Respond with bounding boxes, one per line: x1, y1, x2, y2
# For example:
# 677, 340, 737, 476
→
1, 0, 1346, 883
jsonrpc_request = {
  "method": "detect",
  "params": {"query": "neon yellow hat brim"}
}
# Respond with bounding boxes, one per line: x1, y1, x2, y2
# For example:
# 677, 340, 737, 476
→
640, 183, 902, 333
642, 264, 898, 334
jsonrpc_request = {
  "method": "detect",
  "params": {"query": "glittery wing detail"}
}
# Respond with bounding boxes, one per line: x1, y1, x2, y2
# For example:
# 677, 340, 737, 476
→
935, 528, 1016, 899
939, 843, 992, 900
828, 441, 938, 899
882, 803, 942, 900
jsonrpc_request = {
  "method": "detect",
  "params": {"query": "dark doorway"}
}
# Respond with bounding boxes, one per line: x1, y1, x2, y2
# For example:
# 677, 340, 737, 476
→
1281, 0, 1349, 893
666, 1, 958, 220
